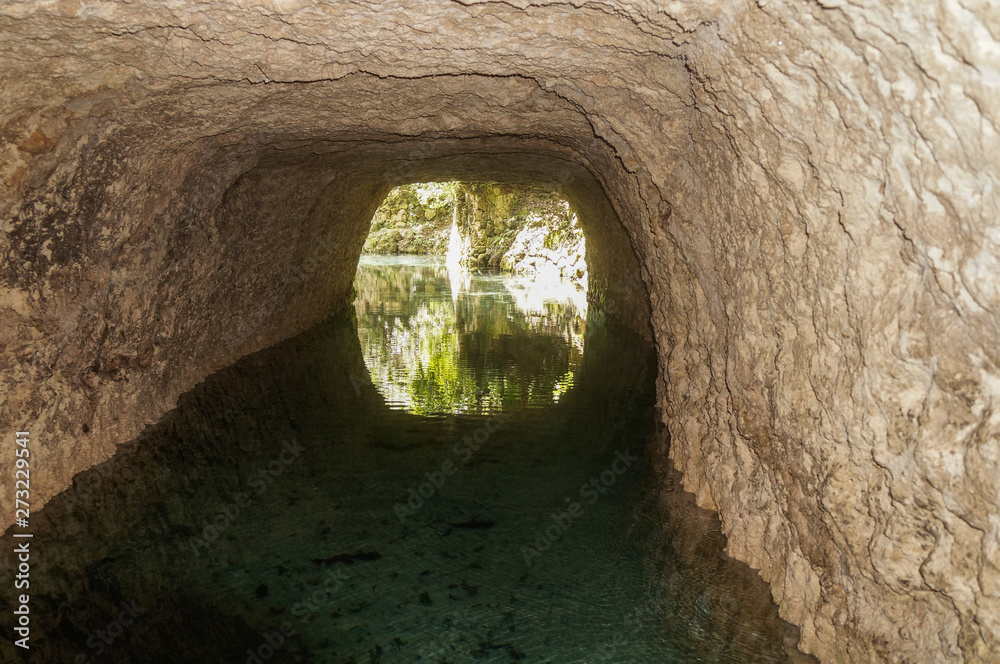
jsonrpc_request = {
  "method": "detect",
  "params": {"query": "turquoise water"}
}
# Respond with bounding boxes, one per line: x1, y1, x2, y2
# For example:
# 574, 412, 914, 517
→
0, 256, 812, 663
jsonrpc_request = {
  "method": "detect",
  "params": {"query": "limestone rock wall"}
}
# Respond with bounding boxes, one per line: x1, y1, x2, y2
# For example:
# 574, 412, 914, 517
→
361, 181, 588, 286
649, 4, 1000, 662
450, 182, 589, 282
362, 182, 456, 256
1, 1, 998, 662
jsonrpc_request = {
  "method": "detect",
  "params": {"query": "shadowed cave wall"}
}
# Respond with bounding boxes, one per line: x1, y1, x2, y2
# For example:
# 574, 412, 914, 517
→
1, 2, 998, 662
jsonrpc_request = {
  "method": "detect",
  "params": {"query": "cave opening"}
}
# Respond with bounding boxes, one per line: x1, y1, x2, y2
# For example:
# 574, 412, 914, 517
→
2, 145, 812, 661
355, 179, 589, 416
0, 34, 808, 663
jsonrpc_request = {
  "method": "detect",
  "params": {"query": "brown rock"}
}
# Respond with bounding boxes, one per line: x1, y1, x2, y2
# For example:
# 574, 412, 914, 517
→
0, 1, 997, 662
19, 128, 56, 154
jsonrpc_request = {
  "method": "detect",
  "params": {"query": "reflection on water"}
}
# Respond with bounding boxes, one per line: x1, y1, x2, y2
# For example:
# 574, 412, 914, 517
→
0, 260, 815, 664
355, 255, 586, 415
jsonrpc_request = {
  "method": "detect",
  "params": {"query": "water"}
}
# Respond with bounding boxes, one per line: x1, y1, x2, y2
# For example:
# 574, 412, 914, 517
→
354, 255, 587, 415
0, 256, 813, 663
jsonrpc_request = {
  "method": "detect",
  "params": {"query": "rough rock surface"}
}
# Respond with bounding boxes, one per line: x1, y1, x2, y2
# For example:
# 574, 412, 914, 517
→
1, 2, 998, 662
500, 207, 588, 283
451, 182, 587, 281
362, 182, 455, 256
362, 181, 587, 284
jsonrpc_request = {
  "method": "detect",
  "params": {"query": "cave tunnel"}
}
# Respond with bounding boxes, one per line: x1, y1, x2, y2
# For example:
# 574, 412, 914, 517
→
2, 2, 999, 662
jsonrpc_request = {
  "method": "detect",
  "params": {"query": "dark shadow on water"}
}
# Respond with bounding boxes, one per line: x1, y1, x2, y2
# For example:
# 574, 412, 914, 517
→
1, 258, 815, 663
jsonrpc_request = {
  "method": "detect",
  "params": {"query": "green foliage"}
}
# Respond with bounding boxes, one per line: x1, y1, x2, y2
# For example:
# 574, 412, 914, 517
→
354, 258, 585, 415
363, 182, 459, 255
363, 181, 586, 282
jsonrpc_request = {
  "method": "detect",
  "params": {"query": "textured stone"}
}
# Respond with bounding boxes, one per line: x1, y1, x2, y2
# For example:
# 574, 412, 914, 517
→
452, 182, 587, 280
1, 1, 998, 662
362, 182, 455, 256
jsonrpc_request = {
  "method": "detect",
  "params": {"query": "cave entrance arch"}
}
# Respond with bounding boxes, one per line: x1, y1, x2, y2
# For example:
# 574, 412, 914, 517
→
249, 139, 654, 342
0, 125, 659, 537
240, 138, 656, 412
323, 139, 654, 416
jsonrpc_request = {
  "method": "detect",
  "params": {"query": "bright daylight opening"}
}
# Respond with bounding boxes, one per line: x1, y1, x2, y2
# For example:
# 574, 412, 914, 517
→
355, 181, 589, 416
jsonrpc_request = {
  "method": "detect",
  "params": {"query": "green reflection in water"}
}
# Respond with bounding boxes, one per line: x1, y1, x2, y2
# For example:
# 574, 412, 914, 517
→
354, 255, 587, 415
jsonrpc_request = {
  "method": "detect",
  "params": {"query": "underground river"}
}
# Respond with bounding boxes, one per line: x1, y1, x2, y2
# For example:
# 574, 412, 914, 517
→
0, 256, 812, 663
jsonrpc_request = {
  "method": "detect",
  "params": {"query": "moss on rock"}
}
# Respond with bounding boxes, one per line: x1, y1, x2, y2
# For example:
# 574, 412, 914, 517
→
365, 181, 585, 282
362, 182, 457, 255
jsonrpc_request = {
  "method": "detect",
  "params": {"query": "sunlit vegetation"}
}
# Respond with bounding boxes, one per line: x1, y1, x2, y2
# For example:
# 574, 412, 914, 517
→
354, 257, 586, 416
357, 181, 589, 416
363, 181, 587, 283
362, 182, 460, 256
